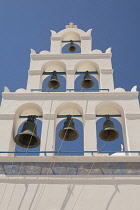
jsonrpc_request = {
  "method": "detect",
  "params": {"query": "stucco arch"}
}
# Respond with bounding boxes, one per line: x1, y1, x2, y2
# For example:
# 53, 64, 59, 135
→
96, 101, 124, 117
74, 60, 100, 86
50, 27, 92, 54
7, 103, 43, 153
41, 61, 66, 74
41, 61, 67, 89
55, 102, 83, 126
15, 103, 43, 117
51, 27, 92, 38
54, 102, 84, 154
13, 103, 43, 136
62, 32, 81, 48
55, 102, 83, 115
74, 60, 100, 74
95, 101, 128, 151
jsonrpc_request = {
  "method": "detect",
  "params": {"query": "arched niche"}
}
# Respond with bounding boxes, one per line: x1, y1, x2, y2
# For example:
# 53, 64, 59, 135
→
54, 102, 84, 156
61, 32, 81, 53
55, 102, 83, 122
74, 73, 98, 92
62, 32, 81, 47
62, 43, 81, 54
41, 61, 66, 74
96, 117, 124, 155
74, 60, 100, 74
42, 74, 66, 92
74, 60, 100, 90
95, 102, 127, 155
41, 61, 66, 90
12, 103, 43, 156
15, 119, 42, 156
55, 118, 84, 156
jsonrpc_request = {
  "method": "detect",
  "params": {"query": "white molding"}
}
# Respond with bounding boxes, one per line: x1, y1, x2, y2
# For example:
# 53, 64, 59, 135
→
81, 36, 91, 40
43, 114, 55, 120
100, 69, 114, 74
0, 113, 15, 119
28, 70, 42, 75
51, 36, 61, 41
84, 114, 96, 120
125, 113, 140, 119
2, 91, 139, 100
30, 53, 112, 60
0, 155, 140, 162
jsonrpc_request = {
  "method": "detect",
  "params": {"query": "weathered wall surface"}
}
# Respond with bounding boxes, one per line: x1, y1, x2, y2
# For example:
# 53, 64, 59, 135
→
0, 177, 140, 210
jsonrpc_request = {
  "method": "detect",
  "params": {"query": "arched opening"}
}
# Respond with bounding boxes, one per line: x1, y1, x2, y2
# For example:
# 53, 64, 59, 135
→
41, 61, 66, 92
96, 117, 124, 155
54, 102, 84, 156
61, 31, 81, 54
42, 74, 66, 92
74, 60, 100, 91
55, 118, 84, 156
15, 118, 42, 156
96, 102, 126, 155
74, 73, 99, 92
13, 103, 43, 156
62, 43, 81, 54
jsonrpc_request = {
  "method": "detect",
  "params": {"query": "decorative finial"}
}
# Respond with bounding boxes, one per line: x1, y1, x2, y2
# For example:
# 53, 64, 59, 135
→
65, 22, 77, 29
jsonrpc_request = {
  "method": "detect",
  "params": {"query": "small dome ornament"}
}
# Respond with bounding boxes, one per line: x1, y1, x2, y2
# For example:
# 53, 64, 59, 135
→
65, 22, 77, 29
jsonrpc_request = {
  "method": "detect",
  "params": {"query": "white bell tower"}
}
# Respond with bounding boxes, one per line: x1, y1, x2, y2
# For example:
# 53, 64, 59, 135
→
0, 23, 140, 210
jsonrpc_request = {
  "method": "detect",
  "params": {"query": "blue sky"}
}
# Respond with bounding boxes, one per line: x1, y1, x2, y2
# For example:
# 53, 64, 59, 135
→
0, 1, 139, 96
0, 1, 139, 154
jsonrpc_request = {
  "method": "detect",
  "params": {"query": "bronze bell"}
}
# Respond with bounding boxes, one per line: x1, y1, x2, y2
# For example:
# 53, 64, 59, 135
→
59, 115, 79, 141
99, 115, 119, 141
69, 40, 76, 52
81, 71, 94, 88
48, 71, 60, 89
14, 115, 40, 148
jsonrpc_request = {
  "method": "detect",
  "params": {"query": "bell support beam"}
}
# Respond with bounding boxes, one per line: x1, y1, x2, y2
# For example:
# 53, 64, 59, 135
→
19, 114, 121, 118
75, 71, 98, 75
62, 40, 81, 43
43, 72, 66, 75
31, 88, 108, 92
42, 72, 98, 76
